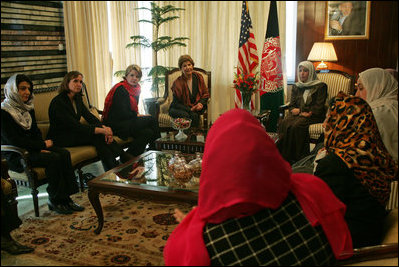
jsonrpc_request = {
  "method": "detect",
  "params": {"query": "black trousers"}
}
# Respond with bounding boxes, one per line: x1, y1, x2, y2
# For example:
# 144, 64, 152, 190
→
126, 116, 161, 156
29, 146, 79, 203
277, 114, 323, 163
54, 134, 125, 172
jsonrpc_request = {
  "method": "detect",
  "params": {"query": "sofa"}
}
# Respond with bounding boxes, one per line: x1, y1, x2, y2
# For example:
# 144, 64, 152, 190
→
1, 83, 133, 217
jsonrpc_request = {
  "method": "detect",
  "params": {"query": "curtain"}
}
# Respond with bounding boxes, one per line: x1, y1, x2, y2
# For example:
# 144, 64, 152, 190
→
63, 1, 112, 110
63, 1, 287, 120
155, 1, 286, 124
108, 1, 141, 86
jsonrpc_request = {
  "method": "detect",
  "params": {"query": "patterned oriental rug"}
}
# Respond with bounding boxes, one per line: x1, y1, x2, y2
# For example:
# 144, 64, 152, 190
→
5, 192, 194, 266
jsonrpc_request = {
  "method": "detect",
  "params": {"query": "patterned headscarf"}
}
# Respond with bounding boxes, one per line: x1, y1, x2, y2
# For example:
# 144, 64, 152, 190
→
1, 74, 34, 130
324, 92, 398, 205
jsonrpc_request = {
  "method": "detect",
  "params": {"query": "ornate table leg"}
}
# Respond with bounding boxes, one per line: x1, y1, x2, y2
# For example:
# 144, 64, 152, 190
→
88, 187, 104, 235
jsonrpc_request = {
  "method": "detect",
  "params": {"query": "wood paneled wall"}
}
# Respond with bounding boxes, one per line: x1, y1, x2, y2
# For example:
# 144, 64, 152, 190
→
296, 1, 398, 78
1, 1, 66, 96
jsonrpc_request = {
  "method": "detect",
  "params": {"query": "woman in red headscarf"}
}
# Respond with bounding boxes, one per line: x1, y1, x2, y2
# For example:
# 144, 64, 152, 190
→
102, 65, 160, 156
164, 109, 353, 266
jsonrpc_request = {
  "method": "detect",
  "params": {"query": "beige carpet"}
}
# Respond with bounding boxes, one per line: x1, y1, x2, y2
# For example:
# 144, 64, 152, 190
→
2, 192, 194, 266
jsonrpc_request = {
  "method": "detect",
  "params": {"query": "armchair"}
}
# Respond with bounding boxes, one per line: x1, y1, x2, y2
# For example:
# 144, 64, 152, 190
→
309, 70, 355, 142
278, 70, 354, 143
156, 67, 211, 131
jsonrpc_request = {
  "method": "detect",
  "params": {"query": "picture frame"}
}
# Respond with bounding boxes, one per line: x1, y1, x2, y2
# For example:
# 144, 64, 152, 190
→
325, 1, 371, 40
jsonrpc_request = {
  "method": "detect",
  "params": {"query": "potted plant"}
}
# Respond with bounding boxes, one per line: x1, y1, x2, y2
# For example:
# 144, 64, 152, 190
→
116, 2, 189, 101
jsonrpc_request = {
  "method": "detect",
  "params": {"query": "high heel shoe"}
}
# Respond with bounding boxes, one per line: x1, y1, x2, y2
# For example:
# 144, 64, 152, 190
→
48, 200, 73, 214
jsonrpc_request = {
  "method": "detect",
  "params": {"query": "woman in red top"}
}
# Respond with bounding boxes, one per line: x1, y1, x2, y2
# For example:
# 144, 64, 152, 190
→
169, 55, 209, 128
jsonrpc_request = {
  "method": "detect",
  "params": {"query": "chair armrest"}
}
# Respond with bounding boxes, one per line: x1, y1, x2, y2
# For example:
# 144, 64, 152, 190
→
1, 145, 36, 184
278, 102, 292, 121
337, 243, 398, 265
278, 102, 291, 112
1, 145, 30, 168
157, 97, 166, 104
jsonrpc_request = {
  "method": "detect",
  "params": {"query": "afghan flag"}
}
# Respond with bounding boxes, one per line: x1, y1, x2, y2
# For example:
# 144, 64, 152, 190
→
259, 0, 284, 132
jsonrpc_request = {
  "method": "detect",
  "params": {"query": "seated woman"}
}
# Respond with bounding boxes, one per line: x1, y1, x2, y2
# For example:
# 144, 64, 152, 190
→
293, 68, 398, 174
356, 67, 398, 161
1, 74, 83, 215
164, 109, 353, 266
168, 55, 209, 128
314, 92, 398, 248
47, 71, 131, 172
277, 61, 327, 164
102, 64, 160, 156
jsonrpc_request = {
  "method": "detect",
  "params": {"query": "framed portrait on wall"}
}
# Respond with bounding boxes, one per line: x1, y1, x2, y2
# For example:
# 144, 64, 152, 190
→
325, 1, 371, 40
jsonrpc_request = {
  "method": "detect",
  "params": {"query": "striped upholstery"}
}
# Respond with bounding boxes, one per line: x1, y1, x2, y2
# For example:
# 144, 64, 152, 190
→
309, 71, 354, 141
387, 181, 398, 210
159, 68, 210, 128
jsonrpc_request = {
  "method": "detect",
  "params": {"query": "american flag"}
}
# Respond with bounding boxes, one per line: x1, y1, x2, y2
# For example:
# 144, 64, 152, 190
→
235, 1, 258, 109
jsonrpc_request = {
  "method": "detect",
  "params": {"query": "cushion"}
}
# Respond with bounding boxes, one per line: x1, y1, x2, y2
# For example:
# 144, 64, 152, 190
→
65, 146, 98, 166
33, 90, 58, 122
382, 208, 398, 244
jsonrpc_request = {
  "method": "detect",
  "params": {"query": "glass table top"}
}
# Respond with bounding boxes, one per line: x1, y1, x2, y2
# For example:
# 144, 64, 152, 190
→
99, 151, 200, 192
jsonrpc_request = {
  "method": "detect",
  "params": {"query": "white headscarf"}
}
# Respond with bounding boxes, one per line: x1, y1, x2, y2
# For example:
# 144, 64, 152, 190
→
295, 61, 322, 88
295, 61, 323, 103
1, 74, 34, 130
359, 68, 398, 161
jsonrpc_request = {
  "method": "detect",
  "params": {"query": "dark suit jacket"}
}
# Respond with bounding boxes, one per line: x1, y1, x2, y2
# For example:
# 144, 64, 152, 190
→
341, 11, 365, 35
47, 91, 102, 144
289, 82, 327, 121
1, 109, 45, 171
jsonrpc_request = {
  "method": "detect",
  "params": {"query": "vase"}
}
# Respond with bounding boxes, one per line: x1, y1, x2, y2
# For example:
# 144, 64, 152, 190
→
241, 92, 252, 112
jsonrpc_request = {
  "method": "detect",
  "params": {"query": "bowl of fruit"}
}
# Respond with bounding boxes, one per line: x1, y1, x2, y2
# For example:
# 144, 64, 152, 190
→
171, 118, 192, 141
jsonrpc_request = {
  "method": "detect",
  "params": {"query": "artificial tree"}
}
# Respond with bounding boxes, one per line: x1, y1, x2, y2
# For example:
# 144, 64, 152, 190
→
124, 2, 189, 98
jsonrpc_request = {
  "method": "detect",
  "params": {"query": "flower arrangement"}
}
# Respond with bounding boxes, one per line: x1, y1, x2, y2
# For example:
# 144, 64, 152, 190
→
233, 71, 259, 94
233, 71, 259, 110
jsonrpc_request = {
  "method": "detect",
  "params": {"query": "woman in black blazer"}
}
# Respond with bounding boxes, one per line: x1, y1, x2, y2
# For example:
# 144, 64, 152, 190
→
1, 74, 83, 215
47, 71, 131, 171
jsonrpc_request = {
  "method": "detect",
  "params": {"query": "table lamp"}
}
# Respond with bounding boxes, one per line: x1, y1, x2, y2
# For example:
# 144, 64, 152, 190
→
307, 42, 338, 70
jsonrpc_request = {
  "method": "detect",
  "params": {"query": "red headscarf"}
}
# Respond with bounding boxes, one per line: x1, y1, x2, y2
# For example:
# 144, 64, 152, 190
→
102, 80, 141, 120
163, 109, 353, 266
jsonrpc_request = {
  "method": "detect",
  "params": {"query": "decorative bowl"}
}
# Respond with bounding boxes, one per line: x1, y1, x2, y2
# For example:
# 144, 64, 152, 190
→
171, 118, 192, 141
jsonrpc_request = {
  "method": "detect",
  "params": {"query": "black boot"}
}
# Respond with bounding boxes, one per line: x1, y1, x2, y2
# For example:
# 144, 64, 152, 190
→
1, 236, 34, 255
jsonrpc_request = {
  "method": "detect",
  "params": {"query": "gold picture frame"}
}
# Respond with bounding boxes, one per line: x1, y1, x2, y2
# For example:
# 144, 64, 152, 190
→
325, 1, 371, 40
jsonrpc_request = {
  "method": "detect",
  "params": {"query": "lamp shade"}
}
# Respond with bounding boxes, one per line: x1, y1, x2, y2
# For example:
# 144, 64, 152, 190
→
307, 42, 338, 62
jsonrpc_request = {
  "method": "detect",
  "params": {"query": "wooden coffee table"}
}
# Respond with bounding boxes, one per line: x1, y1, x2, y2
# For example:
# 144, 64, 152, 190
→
87, 150, 199, 234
